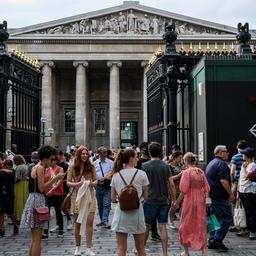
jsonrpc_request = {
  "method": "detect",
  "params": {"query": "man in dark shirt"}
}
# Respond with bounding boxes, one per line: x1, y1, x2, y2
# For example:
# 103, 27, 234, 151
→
136, 142, 150, 169
143, 142, 176, 256
0, 160, 18, 236
206, 145, 235, 252
136, 142, 161, 241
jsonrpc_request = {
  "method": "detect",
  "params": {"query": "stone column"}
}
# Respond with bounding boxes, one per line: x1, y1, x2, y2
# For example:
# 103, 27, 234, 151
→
107, 61, 122, 149
141, 61, 148, 142
73, 61, 89, 146
41, 61, 55, 145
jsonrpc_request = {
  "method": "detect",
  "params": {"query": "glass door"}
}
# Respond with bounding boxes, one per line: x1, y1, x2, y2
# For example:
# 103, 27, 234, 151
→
120, 121, 138, 148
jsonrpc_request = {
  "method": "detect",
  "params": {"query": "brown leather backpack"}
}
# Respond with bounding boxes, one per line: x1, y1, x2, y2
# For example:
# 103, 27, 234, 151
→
118, 169, 139, 211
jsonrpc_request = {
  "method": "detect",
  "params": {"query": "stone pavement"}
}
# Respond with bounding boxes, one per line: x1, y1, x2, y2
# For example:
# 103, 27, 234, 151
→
1, 204, 256, 256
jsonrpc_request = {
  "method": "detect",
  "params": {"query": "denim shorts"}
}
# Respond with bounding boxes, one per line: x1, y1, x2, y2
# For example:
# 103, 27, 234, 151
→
143, 202, 170, 225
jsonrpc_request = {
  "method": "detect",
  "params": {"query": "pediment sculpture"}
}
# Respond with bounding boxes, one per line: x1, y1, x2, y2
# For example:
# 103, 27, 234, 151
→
29, 9, 227, 35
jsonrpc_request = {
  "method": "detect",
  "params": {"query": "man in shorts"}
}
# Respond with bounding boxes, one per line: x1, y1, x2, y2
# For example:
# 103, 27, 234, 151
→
142, 142, 176, 256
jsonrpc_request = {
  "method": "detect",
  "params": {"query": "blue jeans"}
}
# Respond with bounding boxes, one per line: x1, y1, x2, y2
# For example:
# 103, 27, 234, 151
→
96, 185, 111, 225
209, 200, 233, 243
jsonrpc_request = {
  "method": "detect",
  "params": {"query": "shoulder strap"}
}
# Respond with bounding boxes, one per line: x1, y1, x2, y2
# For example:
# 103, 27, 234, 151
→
34, 166, 39, 193
130, 169, 138, 185
119, 169, 139, 186
99, 162, 105, 177
119, 171, 127, 186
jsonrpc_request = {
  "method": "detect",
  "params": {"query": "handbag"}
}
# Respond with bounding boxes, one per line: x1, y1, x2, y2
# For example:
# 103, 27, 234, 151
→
206, 206, 221, 233
61, 172, 83, 213
233, 199, 247, 228
34, 207, 50, 223
99, 162, 111, 189
247, 168, 256, 182
61, 191, 72, 213
33, 174, 50, 224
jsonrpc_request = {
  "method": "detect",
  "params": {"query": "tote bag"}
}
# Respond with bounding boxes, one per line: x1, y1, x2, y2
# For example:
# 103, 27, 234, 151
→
233, 199, 246, 228
206, 206, 221, 233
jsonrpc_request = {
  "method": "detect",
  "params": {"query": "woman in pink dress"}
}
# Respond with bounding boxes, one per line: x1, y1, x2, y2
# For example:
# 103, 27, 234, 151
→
174, 152, 210, 256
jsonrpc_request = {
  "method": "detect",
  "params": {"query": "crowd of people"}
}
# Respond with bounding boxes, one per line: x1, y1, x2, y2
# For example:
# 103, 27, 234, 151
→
0, 139, 256, 256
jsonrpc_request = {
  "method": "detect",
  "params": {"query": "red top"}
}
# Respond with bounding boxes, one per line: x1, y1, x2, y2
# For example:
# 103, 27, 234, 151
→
44, 166, 64, 196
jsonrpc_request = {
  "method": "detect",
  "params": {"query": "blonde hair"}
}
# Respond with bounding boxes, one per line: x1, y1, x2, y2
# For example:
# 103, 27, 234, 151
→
183, 152, 197, 165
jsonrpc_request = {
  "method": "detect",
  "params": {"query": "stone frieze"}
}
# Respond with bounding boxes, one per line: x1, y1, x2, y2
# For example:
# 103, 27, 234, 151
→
28, 9, 227, 35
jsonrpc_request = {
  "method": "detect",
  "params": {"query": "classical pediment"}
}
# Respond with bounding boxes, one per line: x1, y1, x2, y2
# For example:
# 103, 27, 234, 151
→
10, 1, 237, 37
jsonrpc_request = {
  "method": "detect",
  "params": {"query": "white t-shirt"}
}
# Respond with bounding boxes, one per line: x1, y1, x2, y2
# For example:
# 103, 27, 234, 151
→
239, 162, 256, 193
111, 168, 149, 199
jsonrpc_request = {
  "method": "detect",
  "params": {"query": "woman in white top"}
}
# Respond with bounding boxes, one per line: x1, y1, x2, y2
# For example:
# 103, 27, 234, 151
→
111, 148, 149, 256
238, 147, 256, 240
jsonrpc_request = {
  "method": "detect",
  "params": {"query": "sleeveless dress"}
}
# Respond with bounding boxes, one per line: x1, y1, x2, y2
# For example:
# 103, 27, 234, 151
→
14, 164, 29, 221
20, 175, 46, 229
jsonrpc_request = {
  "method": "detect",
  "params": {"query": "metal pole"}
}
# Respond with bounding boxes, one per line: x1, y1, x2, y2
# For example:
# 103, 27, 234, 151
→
42, 122, 45, 145
168, 74, 178, 147
181, 83, 185, 152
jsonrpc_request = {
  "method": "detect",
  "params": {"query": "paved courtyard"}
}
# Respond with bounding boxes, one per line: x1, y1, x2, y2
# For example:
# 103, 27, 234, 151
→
0, 204, 256, 256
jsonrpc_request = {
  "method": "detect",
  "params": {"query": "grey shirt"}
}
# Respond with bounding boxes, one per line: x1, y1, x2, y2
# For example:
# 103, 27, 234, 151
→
142, 159, 171, 205
15, 164, 28, 181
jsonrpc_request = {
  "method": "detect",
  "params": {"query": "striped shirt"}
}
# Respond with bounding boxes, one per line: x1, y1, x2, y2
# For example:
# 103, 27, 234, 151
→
230, 153, 243, 181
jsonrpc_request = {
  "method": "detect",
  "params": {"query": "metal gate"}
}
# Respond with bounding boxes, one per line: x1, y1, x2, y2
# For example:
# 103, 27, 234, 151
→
0, 21, 41, 158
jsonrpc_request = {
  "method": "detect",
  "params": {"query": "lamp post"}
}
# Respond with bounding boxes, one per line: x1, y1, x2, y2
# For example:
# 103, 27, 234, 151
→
41, 117, 54, 145
163, 22, 180, 147
41, 117, 47, 145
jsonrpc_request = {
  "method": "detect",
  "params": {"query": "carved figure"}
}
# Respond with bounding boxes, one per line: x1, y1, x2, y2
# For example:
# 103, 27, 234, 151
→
178, 23, 186, 34
160, 18, 167, 34
80, 19, 88, 34
139, 14, 150, 33
104, 17, 112, 31
152, 16, 159, 34
98, 22, 104, 33
91, 19, 97, 33
48, 26, 63, 34
118, 12, 127, 33
71, 22, 79, 34
127, 10, 137, 31
110, 15, 119, 33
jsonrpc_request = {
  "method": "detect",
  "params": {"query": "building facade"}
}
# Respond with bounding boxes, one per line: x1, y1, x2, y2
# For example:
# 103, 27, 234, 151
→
7, 1, 256, 150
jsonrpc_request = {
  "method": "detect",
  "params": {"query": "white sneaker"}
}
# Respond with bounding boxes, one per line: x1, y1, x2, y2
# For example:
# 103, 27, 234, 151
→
169, 222, 176, 229
74, 246, 81, 256
67, 219, 73, 231
86, 248, 95, 256
50, 225, 59, 233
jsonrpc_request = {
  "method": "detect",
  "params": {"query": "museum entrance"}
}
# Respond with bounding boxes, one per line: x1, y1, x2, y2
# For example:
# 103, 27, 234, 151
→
120, 121, 138, 148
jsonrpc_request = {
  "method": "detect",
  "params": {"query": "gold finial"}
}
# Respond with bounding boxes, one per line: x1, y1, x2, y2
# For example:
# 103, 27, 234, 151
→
198, 42, 202, 51
189, 42, 193, 51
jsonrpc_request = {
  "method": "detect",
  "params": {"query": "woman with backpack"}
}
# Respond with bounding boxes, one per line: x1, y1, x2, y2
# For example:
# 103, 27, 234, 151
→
111, 148, 149, 256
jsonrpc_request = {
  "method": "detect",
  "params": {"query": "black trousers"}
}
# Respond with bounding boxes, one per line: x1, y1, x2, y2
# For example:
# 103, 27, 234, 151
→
45, 195, 64, 233
240, 192, 256, 233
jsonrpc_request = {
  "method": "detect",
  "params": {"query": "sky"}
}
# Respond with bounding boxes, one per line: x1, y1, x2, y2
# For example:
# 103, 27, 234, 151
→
1, 0, 256, 29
